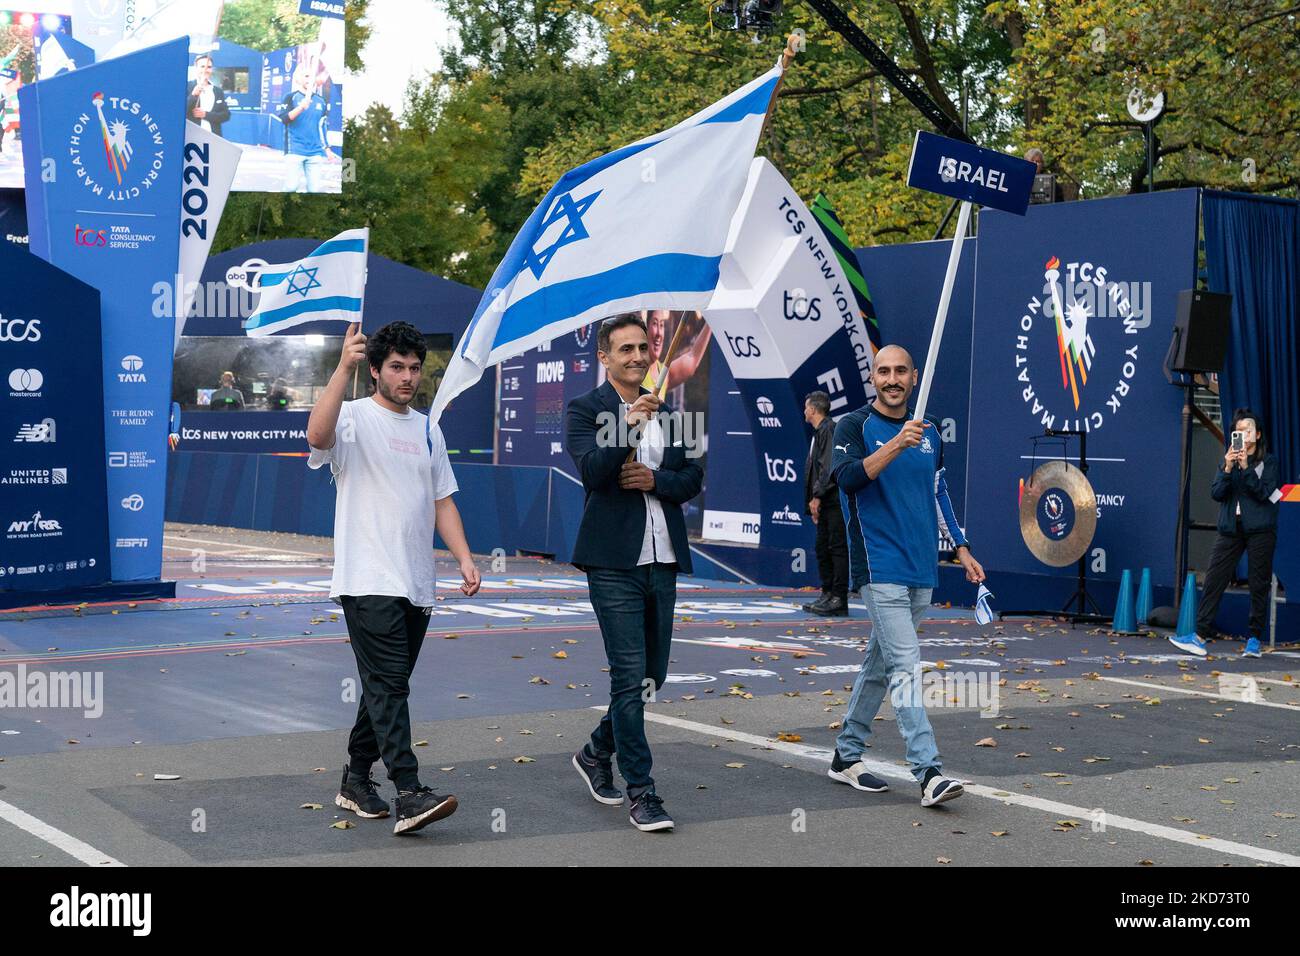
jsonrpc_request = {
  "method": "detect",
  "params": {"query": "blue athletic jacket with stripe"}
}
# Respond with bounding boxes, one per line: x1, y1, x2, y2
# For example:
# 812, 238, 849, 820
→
831, 404, 966, 591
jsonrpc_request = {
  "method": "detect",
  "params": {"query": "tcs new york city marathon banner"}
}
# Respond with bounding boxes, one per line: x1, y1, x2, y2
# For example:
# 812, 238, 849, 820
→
20, 38, 188, 582
965, 189, 1200, 585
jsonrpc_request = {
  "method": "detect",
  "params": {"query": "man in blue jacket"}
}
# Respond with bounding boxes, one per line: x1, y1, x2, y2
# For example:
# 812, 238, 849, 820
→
565, 314, 704, 832
828, 344, 985, 807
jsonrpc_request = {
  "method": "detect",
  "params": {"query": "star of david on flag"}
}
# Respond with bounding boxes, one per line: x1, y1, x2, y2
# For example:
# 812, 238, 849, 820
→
244, 228, 369, 337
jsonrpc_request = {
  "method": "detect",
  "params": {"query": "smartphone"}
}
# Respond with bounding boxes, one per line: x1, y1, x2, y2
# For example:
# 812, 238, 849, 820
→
1231, 431, 1244, 452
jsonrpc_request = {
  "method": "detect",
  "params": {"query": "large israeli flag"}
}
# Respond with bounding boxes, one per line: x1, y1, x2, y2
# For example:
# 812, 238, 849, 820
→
430, 61, 783, 420
244, 228, 369, 337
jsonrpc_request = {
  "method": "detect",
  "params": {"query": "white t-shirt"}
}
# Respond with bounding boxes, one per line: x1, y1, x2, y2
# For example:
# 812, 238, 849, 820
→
308, 398, 458, 607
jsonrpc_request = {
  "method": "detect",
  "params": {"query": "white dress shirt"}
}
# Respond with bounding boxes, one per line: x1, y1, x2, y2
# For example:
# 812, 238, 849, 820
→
622, 399, 678, 566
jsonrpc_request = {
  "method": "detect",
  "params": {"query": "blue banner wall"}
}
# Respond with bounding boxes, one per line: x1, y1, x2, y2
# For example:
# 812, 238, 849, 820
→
965, 189, 1200, 587
20, 38, 188, 581
1, 247, 109, 595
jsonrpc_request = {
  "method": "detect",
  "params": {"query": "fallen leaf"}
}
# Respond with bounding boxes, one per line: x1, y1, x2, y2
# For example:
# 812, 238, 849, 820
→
300, 803, 323, 810
725, 762, 746, 769
329, 820, 355, 830
975, 737, 997, 747
936, 856, 952, 864
512, 756, 535, 763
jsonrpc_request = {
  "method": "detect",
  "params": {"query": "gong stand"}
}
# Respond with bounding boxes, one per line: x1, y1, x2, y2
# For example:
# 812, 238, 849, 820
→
999, 429, 1112, 627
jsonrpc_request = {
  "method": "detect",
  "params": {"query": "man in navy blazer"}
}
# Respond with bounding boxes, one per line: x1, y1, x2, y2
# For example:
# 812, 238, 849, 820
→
565, 313, 703, 832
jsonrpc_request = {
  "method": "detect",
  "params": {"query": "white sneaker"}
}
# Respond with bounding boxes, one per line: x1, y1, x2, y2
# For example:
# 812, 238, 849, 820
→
921, 774, 964, 807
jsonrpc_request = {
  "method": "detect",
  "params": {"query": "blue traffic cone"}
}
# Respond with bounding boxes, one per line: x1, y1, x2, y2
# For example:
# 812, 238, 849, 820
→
1135, 568, 1153, 625
1174, 572, 1198, 639
1112, 569, 1138, 633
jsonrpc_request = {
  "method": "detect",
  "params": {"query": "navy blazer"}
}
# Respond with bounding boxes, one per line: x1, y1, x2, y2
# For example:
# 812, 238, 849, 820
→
565, 381, 704, 572
1210, 452, 1280, 534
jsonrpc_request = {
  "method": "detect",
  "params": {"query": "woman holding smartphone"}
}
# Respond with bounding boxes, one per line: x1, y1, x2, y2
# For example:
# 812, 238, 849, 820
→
1170, 408, 1281, 658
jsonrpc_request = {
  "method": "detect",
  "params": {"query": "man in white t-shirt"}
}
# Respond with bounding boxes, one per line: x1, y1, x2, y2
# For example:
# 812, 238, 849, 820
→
307, 320, 481, 835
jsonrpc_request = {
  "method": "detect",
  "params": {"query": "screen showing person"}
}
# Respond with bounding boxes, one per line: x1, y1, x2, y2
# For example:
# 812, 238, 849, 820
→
209, 371, 245, 410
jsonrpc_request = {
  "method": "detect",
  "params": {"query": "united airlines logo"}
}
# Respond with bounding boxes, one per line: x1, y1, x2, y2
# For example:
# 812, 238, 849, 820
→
69, 91, 166, 200
525, 189, 600, 280
1014, 255, 1149, 434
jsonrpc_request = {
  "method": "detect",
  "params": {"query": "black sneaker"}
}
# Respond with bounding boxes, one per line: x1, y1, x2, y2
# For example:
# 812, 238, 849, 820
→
393, 785, 458, 834
335, 765, 390, 818
628, 788, 674, 832
802, 592, 832, 613
820, 595, 849, 617
826, 751, 890, 792
572, 747, 624, 805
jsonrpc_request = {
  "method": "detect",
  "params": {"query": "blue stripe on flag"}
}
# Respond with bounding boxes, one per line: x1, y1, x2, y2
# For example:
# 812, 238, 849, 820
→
492, 253, 721, 347
310, 238, 367, 256
246, 295, 363, 329
701, 75, 780, 125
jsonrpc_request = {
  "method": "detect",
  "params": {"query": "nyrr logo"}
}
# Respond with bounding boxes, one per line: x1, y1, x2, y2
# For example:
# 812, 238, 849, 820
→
69, 91, 165, 201
118, 355, 146, 382
1013, 256, 1144, 432
7, 510, 63, 537
770, 503, 803, 526
755, 396, 781, 428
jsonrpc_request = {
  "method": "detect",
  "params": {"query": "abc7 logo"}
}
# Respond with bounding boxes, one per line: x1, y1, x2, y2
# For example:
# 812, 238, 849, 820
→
225, 259, 272, 292
9, 368, 43, 391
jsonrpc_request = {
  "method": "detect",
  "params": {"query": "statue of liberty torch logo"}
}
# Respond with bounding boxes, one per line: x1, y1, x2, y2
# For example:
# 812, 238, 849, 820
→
1044, 255, 1095, 411
92, 91, 132, 185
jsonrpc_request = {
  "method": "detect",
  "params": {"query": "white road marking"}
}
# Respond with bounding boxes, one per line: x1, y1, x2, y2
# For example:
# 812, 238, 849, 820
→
622, 709, 1300, 867
162, 534, 326, 558
1098, 676, 1300, 710
0, 797, 124, 867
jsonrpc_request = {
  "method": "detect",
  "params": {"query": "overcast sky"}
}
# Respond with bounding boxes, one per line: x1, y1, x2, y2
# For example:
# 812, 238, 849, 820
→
342, 0, 456, 120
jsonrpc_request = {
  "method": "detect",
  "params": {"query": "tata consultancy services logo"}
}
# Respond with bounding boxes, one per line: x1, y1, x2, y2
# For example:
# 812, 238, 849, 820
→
755, 396, 781, 428
70, 92, 165, 200
1014, 256, 1145, 433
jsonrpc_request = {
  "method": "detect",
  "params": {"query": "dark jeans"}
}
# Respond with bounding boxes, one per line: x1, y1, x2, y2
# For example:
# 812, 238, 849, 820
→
814, 495, 849, 600
339, 595, 430, 790
1196, 522, 1277, 639
586, 562, 677, 794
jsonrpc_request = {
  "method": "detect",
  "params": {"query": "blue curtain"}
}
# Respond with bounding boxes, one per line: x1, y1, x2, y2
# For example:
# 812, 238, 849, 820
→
1203, 190, 1300, 483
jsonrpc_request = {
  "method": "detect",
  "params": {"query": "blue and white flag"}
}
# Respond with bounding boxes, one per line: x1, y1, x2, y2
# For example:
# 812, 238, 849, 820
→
974, 584, 996, 626
244, 227, 369, 337
430, 61, 784, 420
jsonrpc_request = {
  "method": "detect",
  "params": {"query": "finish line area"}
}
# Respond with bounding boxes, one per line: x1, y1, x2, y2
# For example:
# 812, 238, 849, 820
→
1, 525, 1296, 867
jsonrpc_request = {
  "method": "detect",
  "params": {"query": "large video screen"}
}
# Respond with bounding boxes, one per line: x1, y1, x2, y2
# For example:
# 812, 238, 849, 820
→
0, 1, 346, 193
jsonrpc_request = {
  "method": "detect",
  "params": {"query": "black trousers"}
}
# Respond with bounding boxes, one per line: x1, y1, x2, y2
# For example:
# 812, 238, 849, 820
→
814, 495, 849, 601
339, 595, 430, 790
1196, 522, 1277, 639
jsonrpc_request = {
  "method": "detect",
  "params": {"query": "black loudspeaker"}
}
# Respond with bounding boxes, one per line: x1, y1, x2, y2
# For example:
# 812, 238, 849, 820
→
1170, 290, 1231, 373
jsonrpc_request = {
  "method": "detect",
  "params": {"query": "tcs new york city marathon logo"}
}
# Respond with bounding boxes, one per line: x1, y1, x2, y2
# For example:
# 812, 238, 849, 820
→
69, 91, 166, 201
1012, 255, 1152, 433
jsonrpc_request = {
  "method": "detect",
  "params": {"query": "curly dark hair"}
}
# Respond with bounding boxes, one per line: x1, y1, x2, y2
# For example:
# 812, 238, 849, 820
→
365, 321, 427, 377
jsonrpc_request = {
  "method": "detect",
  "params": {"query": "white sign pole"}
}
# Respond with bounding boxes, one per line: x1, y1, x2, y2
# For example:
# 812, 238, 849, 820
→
913, 199, 971, 423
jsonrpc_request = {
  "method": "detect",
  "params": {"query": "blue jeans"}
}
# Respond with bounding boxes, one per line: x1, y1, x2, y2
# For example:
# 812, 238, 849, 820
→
586, 563, 677, 794
835, 583, 941, 782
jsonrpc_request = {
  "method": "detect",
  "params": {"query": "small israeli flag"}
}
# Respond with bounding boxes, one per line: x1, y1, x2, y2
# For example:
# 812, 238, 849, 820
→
244, 228, 369, 336
974, 584, 996, 626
